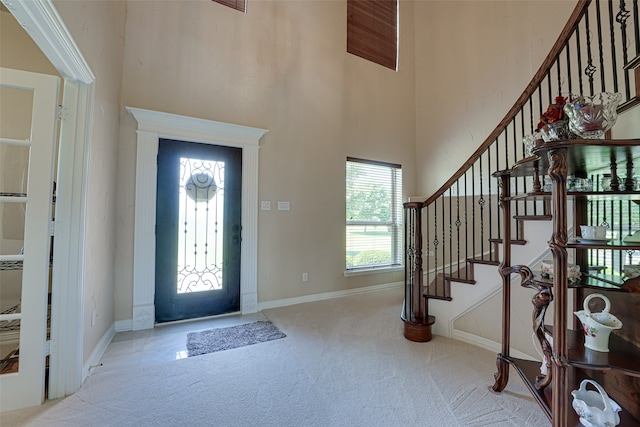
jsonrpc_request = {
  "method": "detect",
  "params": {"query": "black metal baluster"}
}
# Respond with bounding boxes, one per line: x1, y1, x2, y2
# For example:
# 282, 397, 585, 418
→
557, 50, 563, 93
596, 0, 607, 93
585, 8, 596, 94
629, 198, 633, 238
456, 180, 462, 279
575, 24, 585, 95
441, 194, 446, 294
449, 188, 453, 280
607, 0, 620, 93
517, 110, 528, 218
479, 155, 485, 260
403, 205, 411, 320
609, 200, 614, 273
593, 177, 599, 267
529, 97, 539, 215
426, 203, 430, 302
617, 0, 632, 99
493, 139, 499, 243
633, 0, 640, 56
472, 164, 476, 260
465, 172, 469, 269
590, 177, 595, 268
566, 41, 573, 96
637, 200, 640, 264
619, 199, 624, 274
433, 198, 439, 296
538, 85, 544, 120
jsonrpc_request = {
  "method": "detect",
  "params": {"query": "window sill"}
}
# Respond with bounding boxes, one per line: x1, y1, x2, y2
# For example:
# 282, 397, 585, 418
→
343, 265, 403, 277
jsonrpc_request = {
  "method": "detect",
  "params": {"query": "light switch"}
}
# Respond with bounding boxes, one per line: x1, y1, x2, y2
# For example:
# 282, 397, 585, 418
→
277, 201, 290, 211
261, 201, 271, 211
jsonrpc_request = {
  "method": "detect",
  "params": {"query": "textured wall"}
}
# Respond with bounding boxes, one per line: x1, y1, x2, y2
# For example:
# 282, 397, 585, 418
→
414, 0, 576, 196
114, 0, 418, 320
52, 0, 127, 361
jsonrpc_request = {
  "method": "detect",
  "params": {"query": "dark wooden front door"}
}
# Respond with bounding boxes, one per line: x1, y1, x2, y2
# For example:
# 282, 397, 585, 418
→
155, 139, 242, 322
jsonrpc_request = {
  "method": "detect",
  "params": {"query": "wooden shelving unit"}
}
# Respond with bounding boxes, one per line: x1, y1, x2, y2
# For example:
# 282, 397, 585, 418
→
492, 140, 640, 427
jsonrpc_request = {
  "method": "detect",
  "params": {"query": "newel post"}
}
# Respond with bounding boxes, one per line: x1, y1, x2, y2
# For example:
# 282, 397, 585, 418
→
402, 201, 435, 342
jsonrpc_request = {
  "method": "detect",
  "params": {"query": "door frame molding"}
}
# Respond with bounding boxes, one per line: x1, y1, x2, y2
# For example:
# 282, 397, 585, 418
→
127, 107, 268, 330
1, 0, 94, 400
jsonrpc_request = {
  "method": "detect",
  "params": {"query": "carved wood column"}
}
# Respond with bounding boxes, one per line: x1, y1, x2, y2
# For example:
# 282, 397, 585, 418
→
492, 173, 511, 392
547, 147, 569, 427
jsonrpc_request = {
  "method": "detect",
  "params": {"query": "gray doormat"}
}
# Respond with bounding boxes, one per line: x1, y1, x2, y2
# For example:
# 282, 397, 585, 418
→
186, 320, 286, 357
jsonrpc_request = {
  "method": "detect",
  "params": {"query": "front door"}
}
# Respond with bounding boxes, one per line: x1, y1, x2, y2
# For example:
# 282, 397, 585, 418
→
155, 139, 242, 322
0, 68, 59, 411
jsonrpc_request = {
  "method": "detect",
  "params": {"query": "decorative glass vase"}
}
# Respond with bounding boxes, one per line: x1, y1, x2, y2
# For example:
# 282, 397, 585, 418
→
523, 132, 542, 156
564, 92, 623, 139
539, 120, 573, 142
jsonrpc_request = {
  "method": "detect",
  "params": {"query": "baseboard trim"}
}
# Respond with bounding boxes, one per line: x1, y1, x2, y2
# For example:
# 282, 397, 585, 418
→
82, 323, 116, 381
258, 281, 403, 311
113, 282, 403, 332
115, 319, 133, 332
452, 329, 537, 361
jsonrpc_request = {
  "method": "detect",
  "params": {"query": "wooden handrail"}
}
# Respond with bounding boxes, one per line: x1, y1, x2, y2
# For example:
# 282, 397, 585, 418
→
424, 0, 592, 207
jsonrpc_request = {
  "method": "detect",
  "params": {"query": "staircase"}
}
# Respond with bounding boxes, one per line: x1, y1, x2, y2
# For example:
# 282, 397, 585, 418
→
402, 0, 640, 342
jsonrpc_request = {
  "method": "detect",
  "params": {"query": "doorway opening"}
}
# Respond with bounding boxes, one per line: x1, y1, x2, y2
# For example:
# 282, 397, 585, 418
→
155, 139, 242, 322
127, 107, 267, 331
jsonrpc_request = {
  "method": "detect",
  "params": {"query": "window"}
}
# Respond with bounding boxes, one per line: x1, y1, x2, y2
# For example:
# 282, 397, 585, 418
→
346, 157, 402, 271
212, 0, 246, 13
347, 0, 399, 70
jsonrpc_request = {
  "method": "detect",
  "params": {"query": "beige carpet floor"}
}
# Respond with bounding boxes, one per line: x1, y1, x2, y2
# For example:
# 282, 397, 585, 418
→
1, 287, 548, 426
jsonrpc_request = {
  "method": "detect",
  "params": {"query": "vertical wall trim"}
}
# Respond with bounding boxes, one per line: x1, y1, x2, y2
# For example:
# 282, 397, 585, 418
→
1, 0, 95, 402
241, 148, 259, 313
127, 107, 268, 330
132, 130, 159, 330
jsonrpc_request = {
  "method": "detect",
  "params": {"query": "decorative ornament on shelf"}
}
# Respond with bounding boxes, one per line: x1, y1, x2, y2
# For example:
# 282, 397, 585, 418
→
537, 96, 575, 142
564, 92, 623, 139
574, 293, 622, 353
539, 259, 581, 284
571, 379, 621, 427
523, 131, 542, 156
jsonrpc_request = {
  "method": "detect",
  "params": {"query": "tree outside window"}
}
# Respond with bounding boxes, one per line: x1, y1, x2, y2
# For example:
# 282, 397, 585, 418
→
346, 158, 402, 270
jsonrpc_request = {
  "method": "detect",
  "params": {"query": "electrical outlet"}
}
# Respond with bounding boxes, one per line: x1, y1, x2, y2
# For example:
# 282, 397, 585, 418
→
302, 273, 308, 282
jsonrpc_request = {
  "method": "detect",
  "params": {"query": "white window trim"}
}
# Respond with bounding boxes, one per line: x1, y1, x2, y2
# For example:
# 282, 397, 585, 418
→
345, 157, 403, 272
343, 265, 403, 277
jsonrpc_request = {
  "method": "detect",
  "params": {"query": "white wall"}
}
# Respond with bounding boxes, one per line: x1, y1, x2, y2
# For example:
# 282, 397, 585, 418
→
55, 0, 577, 331
114, 0, 418, 321
22, 0, 583, 351
52, 0, 127, 362
414, 0, 577, 196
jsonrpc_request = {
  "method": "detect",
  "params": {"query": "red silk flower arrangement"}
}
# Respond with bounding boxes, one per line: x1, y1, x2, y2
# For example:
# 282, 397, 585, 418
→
537, 96, 568, 131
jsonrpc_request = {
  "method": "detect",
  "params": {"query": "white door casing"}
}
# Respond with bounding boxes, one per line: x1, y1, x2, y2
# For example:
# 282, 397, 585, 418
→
127, 107, 267, 330
0, 67, 59, 412
2, 0, 95, 403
